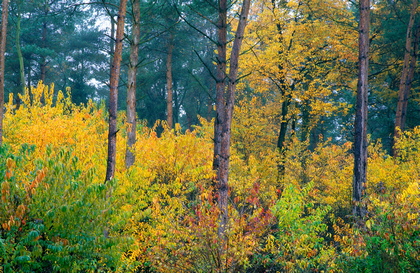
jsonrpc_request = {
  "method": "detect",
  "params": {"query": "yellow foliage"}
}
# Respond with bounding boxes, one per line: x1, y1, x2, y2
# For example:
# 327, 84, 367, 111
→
2, 80, 419, 271
4, 81, 108, 180
240, 0, 355, 143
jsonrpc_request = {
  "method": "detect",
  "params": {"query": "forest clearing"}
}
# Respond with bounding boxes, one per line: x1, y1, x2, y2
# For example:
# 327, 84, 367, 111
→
0, 0, 419, 272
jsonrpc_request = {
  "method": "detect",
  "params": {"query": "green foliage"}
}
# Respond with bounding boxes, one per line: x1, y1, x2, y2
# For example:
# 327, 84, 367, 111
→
336, 180, 419, 272
0, 144, 126, 272
333, 130, 420, 273
249, 182, 336, 272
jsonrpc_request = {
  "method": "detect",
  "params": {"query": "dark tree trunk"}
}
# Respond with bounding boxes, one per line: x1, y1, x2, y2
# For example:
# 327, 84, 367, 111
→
213, 0, 251, 250
110, 15, 115, 62
105, 0, 127, 182
276, 92, 291, 177
353, 0, 370, 220
166, 32, 174, 129
393, 0, 419, 156
125, 0, 140, 169
0, 0, 10, 146
207, 95, 213, 121
213, 0, 228, 202
26, 62, 31, 91
277, 95, 291, 150
40, 22, 47, 82
273, 12, 294, 179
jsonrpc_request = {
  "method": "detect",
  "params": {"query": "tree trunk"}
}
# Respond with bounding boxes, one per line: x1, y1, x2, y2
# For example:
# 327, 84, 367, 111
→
125, 0, 140, 169
105, 0, 127, 182
40, 22, 47, 82
213, 0, 228, 204
213, 0, 251, 251
353, 0, 370, 220
110, 15, 115, 64
393, 0, 419, 155
273, 14, 293, 179
174, 83, 179, 125
0, 0, 10, 146
26, 62, 31, 91
166, 32, 174, 128
207, 95, 213, 121
16, 0, 25, 95
277, 92, 291, 177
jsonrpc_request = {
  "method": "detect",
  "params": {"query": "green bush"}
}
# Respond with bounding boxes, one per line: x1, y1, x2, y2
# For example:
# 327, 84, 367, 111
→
0, 144, 126, 272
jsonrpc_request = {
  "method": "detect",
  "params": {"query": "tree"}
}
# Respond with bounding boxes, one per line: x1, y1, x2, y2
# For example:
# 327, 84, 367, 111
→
353, 0, 370, 219
125, 0, 140, 168
213, 0, 251, 241
393, 0, 419, 155
63, 27, 109, 104
240, 0, 357, 175
166, 31, 174, 129
105, 0, 127, 182
362, 0, 420, 152
2, 0, 108, 103
15, 0, 25, 97
23, 0, 80, 84
0, 0, 10, 146
131, 0, 216, 129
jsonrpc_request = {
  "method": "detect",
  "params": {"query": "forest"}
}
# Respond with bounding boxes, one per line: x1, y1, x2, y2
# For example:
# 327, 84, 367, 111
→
0, 0, 419, 272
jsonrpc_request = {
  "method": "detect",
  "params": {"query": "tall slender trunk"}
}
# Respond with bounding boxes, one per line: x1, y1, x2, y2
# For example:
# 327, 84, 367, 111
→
110, 16, 115, 64
125, 0, 140, 168
213, 0, 251, 255
16, 0, 25, 95
166, 32, 174, 128
273, 11, 293, 179
353, 0, 370, 220
0, 0, 10, 146
393, 0, 419, 155
277, 91, 291, 177
26, 63, 31, 90
174, 86, 179, 125
40, 22, 47, 82
105, 0, 127, 182
213, 0, 228, 198
207, 95, 213, 121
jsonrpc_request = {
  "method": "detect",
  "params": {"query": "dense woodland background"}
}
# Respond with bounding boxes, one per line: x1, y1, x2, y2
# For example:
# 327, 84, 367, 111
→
0, 0, 419, 272
0, 0, 420, 147
1, 0, 420, 149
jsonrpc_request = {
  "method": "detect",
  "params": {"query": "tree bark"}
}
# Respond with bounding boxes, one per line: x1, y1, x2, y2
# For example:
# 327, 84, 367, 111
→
110, 15, 115, 64
105, 0, 127, 182
213, 0, 251, 246
213, 0, 228, 196
207, 95, 213, 121
40, 21, 47, 82
393, 0, 419, 155
16, 0, 25, 96
125, 0, 140, 169
353, 0, 370, 220
0, 0, 10, 146
26, 62, 31, 90
277, 91, 291, 177
166, 32, 174, 129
